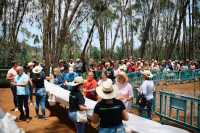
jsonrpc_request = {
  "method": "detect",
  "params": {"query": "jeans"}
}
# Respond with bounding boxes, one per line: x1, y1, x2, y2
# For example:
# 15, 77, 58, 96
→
68, 111, 86, 133
139, 99, 153, 119
29, 86, 33, 102
35, 88, 46, 116
17, 95, 29, 118
99, 124, 125, 133
10, 85, 18, 108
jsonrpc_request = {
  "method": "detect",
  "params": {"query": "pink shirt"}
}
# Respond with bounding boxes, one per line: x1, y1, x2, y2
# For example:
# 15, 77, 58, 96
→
6, 68, 17, 82
116, 82, 133, 108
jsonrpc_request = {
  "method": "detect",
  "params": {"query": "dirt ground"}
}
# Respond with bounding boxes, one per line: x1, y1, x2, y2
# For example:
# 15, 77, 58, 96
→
0, 88, 75, 133
0, 80, 200, 133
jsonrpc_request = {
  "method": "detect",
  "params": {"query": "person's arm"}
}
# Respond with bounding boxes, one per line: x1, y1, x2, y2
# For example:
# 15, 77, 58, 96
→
79, 105, 88, 111
122, 109, 129, 121
90, 113, 100, 124
127, 84, 134, 101
6, 72, 14, 81
78, 93, 88, 111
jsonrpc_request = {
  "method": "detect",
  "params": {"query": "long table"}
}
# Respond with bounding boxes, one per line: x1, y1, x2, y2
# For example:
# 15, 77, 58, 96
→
44, 80, 190, 133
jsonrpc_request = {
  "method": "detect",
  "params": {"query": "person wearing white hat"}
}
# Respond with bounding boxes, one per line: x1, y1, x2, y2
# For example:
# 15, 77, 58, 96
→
138, 70, 155, 119
32, 65, 47, 119
91, 80, 128, 133
68, 76, 88, 133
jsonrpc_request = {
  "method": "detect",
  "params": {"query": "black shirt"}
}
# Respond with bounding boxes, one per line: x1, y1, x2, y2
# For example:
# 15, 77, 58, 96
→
94, 98, 126, 128
32, 71, 45, 88
69, 88, 85, 112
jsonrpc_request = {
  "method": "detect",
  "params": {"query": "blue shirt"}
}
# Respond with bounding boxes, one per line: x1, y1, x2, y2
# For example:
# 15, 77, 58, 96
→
63, 72, 78, 82
54, 74, 64, 86
15, 73, 29, 95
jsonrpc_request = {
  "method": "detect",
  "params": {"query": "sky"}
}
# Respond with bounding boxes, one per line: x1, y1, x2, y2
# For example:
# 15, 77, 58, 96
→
16, 0, 200, 50
16, 0, 141, 50
17, 19, 141, 50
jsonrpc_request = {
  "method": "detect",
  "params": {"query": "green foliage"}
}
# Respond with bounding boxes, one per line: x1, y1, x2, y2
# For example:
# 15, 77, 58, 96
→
0, 40, 42, 68
61, 43, 81, 60
90, 46, 101, 60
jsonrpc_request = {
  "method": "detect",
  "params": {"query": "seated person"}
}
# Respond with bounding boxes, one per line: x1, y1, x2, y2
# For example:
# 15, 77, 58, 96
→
64, 67, 78, 82
83, 71, 97, 101
53, 67, 64, 87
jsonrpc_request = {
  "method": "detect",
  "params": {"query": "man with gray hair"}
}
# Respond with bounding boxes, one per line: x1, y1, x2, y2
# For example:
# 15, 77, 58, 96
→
12, 66, 31, 121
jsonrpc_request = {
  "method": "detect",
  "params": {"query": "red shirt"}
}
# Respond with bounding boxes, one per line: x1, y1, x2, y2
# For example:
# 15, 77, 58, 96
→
83, 79, 97, 100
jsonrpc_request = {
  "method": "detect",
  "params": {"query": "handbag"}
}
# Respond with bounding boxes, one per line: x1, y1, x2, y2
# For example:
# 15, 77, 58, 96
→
76, 111, 88, 123
137, 93, 147, 106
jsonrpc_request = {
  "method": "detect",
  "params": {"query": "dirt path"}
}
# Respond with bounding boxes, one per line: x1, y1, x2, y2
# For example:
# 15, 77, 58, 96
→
0, 88, 75, 133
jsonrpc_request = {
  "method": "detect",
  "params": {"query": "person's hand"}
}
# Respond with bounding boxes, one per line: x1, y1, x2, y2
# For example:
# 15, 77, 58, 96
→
64, 81, 68, 86
11, 81, 17, 86
117, 96, 128, 101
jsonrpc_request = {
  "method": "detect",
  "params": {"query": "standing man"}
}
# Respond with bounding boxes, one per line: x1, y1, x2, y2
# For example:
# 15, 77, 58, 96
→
13, 66, 31, 121
6, 61, 18, 111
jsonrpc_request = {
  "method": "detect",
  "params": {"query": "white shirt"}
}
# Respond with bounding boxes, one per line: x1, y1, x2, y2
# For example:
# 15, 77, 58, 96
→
97, 78, 112, 86
140, 80, 155, 100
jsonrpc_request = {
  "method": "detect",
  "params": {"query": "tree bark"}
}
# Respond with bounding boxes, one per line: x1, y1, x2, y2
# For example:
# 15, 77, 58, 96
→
140, 0, 156, 58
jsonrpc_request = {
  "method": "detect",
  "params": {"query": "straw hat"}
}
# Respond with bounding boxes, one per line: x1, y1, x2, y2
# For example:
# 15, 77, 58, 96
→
69, 76, 84, 86
96, 80, 118, 99
32, 65, 43, 74
142, 70, 153, 79
116, 72, 128, 83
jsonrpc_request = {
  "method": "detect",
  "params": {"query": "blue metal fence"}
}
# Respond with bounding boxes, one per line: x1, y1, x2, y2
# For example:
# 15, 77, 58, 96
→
155, 91, 200, 132
128, 69, 200, 84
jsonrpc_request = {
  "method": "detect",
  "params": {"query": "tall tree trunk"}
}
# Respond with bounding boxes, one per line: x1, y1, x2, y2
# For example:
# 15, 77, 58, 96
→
188, 0, 192, 59
165, 0, 189, 59
140, 0, 156, 58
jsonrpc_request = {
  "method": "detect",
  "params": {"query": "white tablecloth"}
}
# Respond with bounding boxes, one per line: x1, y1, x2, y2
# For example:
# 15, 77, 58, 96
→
44, 80, 190, 133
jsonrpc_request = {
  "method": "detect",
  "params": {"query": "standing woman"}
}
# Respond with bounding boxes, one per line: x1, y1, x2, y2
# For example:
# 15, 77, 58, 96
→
115, 72, 133, 109
68, 76, 88, 133
91, 80, 128, 133
32, 65, 47, 119
138, 70, 155, 119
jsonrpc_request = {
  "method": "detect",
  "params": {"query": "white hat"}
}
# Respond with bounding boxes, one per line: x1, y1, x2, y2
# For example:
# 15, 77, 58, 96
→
96, 80, 118, 99
142, 70, 153, 79
69, 76, 84, 86
32, 65, 43, 74
27, 62, 34, 67
76, 58, 80, 62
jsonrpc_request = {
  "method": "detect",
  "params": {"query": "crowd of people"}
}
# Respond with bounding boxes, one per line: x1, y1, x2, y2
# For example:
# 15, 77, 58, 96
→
6, 58, 199, 133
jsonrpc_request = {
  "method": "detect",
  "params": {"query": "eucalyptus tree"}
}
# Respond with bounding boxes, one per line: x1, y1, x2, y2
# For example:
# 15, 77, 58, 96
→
0, 0, 32, 65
